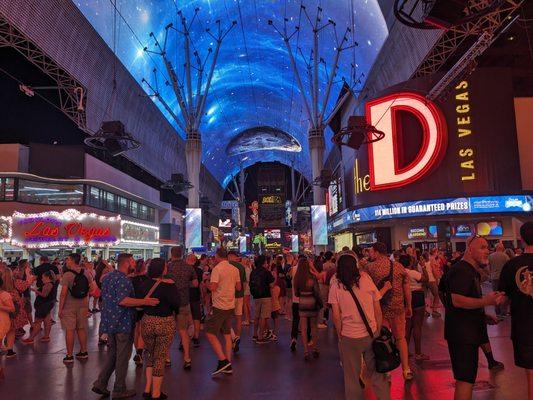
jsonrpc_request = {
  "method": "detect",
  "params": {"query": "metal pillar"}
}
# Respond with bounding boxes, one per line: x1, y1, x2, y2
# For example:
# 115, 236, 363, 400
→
269, 7, 357, 207
144, 12, 236, 208
238, 165, 246, 226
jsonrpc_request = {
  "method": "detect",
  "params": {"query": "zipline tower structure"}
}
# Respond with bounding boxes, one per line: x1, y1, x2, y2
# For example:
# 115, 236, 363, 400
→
144, 8, 236, 207
269, 4, 358, 205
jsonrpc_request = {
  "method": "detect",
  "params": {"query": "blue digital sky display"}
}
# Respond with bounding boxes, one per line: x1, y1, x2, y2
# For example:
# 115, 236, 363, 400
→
75, 0, 388, 186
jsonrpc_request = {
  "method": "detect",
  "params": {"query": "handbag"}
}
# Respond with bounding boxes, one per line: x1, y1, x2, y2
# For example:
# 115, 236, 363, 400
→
346, 286, 401, 373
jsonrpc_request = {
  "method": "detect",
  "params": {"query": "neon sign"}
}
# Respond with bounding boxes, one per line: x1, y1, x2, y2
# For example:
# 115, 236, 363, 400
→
366, 92, 448, 190
11, 209, 120, 248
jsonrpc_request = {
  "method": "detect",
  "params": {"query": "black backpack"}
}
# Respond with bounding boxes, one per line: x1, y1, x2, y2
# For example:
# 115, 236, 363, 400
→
68, 269, 89, 299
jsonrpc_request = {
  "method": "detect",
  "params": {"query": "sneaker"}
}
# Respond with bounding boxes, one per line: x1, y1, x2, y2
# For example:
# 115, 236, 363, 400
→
183, 359, 192, 370
6, 350, 16, 359
290, 339, 296, 352
317, 323, 328, 329
269, 333, 278, 341
192, 338, 200, 348
63, 355, 74, 364
91, 386, 111, 396
489, 361, 505, 371
222, 364, 233, 374
263, 331, 273, 341
111, 389, 136, 398
75, 351, 88, 360
233, 337, 241, 353
21, 338, 34, 345
212, 359, 231, 376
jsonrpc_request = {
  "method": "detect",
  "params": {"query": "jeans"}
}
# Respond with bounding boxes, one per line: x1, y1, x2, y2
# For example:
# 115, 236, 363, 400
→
94, 332, 133, 393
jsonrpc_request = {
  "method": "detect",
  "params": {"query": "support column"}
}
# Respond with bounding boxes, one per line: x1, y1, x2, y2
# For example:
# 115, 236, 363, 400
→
309, 126, 325, 205
186, 130, 202, 209
238, 166, 246, 227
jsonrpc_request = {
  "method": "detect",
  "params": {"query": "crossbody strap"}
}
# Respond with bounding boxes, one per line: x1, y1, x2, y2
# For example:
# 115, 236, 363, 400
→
145, 279, 162, 298
346, 285, 374, 338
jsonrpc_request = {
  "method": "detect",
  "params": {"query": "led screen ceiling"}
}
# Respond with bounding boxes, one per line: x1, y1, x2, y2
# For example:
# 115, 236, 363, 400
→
75, 0, 388, 186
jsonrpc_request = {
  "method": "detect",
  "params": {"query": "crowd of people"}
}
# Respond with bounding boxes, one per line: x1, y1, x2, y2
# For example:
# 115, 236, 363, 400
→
0, 222, 531, 400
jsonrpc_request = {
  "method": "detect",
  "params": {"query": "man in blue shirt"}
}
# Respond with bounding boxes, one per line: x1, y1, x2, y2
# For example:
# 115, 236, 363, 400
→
92, 253, 159, 399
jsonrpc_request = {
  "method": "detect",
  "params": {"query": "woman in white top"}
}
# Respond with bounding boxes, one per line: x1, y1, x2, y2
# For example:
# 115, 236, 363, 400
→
423, 252, 441, 317
329, 253, 390, 400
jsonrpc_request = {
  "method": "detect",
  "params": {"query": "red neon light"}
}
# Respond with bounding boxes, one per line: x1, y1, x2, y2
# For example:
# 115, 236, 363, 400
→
366, 92, 448, 191
24, 221, 112, 242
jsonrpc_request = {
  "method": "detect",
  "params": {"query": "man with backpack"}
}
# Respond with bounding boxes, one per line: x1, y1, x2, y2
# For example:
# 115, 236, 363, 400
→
250, 255, 274, 344
58, 253, 94, 364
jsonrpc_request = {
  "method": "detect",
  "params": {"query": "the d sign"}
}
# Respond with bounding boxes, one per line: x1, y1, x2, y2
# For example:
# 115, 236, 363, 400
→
366, 92, 447, 190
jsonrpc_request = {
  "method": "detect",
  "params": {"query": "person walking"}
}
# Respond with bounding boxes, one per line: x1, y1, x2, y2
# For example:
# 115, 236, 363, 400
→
228, 251, 246, 352
205, 248, 241, 375
92, 253, 159, 399
187, 254, 204, 349
441, 236, 503, 400
293, 257, 320, 361
166, 246, 198, 370
498, 222, 533, 400
137, 258, 180, 400
22, 270, 57, 344
329, 253, 390, 400
58, 253, 94, 364
250, 255, 274, 344
0, 275, 14, 378
1, 268, 26, 358
488, 243, 509, 319
366, 242, 413, 380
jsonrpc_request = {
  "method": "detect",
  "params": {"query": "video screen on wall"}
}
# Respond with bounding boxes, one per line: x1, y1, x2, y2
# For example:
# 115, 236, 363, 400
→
291, 234, 299, 253
453, 223, 476, 237
218, 219, 232, 228
311, 205, 328, 245
185, 208, 202, 249
264, 229, 281, 239
239, 236, 247, 253
476, 221, 503, 236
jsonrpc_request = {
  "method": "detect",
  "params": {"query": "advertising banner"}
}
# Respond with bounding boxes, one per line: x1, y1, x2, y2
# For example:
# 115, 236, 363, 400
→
311, 205, 328, 245
329, 194, 532, 232
121, 221, 159, 245
185, 208, 202, 249
11, 209, 120, 248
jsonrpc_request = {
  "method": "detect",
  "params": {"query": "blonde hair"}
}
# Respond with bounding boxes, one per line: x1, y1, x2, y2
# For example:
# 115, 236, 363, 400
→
0, 268, 15, 292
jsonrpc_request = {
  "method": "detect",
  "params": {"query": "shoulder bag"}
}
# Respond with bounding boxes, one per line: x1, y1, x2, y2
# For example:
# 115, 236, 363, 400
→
346, 285, 401, 373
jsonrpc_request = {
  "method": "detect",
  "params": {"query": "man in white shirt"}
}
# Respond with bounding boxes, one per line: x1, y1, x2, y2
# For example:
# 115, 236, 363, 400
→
205, 248, 241, 376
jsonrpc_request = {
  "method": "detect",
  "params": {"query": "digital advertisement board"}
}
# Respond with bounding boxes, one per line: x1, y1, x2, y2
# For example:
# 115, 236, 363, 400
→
291, 234, 299, 253
329, 194, 532, 232
185, 208, 202, 249
311, 205, 328, 245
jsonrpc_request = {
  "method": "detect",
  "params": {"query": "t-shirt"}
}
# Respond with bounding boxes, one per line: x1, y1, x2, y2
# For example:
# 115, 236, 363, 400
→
443, 260, 486, 344
61, 267, 94, 309
166, 259, 197, 307
136, 278, 181, 318
328, 273, 382, 339
498, 253, 533, 345
489, 251, 510, 280
189, 266, 204, 303
210, 260, 241, 310
99, 270, 134, 334
249, 266, 274, 299
229, 261, 246, 298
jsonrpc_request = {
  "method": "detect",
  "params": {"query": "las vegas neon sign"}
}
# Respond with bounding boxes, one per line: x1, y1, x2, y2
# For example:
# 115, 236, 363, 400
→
365, 92, 448, 190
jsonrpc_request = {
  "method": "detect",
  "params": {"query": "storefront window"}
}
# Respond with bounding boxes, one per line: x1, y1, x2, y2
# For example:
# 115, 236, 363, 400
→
18, 179, 83, 205
130, 201, 138, 218
0, 178, 14, 201
139, 204, 148, 220
119, 196, 128, 215
105, 191, 116, 212
87, 186, 102, 208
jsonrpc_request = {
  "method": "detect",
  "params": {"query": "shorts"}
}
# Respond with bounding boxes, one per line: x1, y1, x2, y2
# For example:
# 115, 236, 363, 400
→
205, 307, 234, 335
385, 312, 406, 340
271, 310, 279, 320
254, 297, 272, 319
35, 301, 54, 319
513, 340, 533, 369
190, 301, 202, 321
448, 342, 479, 384
412, 291, 425, 309
176, 304, 191, 330
61, 307, 88, 331
234, 297, 244, 316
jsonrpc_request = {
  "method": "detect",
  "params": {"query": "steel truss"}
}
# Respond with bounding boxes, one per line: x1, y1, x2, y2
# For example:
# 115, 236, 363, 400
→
0, 12, 87, 131
412, 0, 524, 78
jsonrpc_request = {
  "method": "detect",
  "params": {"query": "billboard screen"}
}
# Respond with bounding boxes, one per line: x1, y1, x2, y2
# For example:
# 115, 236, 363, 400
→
239, 235, 247, 253
185, 208, 202, 249
311, 205, 328, 245
476, 221, 503, 236
291, 234, 299, 253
